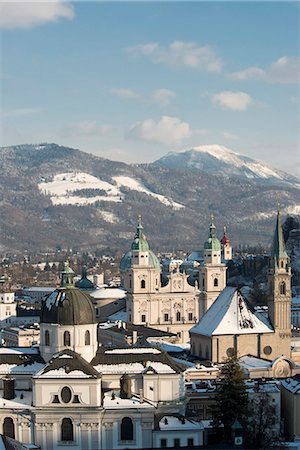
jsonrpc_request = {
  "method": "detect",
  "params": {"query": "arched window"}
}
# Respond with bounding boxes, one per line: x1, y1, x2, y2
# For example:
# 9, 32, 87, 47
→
202, 278, 205, 288
61, 418, 73, 442
176, 311, 181, 321
281, 261, 284, 268
64, 331, 71, 347
214, 278, 218, 287
280, 282, 286, 295
45, 330, 50, 346
3, 417, 15, 439
141, 279, 146, 289
120, 417, 133, 441
85, 330, 90, 346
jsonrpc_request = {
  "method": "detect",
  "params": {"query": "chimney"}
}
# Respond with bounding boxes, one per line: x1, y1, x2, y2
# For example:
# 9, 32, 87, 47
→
120, 374, 132, 399
132, 330, 138, 345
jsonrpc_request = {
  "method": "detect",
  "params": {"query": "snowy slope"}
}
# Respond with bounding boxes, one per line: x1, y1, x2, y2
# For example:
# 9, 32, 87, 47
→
156, 144, 299, 185
38, 172, 184, 210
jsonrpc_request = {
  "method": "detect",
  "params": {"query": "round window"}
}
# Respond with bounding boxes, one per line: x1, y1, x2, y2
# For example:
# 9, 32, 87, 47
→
61, 386, 72, 403
226, 347, 235, 357
263, 346, 272, 356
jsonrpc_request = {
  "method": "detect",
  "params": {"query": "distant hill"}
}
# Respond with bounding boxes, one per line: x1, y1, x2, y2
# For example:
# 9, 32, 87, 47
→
155, 144, 300, 186
0, 143, 299, 254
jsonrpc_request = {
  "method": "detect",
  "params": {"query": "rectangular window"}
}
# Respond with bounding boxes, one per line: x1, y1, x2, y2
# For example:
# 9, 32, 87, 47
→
188, 312, 193, 321
187, 438, 194, 447
141, 314, 146, 322
160, 439, 167, 448
164, 313, 169, 322
174, 438, 180, 448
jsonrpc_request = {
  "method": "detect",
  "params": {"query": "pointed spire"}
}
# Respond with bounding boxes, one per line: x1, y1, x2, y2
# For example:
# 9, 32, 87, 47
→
221, 226, 230, 245
131, 216, 150, 252
272, 208, 288, 261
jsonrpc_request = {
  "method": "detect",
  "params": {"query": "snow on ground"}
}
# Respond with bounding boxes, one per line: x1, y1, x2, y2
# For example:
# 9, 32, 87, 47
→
286, 205, 300, 215
38, 172, 184, 209
112, 176, 184, 210
38, 172, 122, 206
98, 211, 119, 223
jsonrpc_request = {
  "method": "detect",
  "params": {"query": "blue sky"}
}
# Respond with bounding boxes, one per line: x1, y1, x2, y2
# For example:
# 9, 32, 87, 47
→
1, 1, 299, 175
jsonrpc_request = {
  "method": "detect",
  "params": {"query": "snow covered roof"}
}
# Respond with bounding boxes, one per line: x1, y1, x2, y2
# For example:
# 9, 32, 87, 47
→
35, 349, 99, 379
157, 415, 203, 431
239, 355, 272, 370
190, 287, 274, 337
103, 391, 153, 409
90, 287, 126, 300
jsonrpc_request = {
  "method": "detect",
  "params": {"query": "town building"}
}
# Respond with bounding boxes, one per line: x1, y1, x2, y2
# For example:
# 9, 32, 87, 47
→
190, 210, 294, 366
119, 218, 228, 342
0, 262, 204, 449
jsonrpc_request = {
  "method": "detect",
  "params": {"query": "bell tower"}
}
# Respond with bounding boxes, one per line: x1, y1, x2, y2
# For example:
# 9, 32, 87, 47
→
199, 219, 227, 315
267, 209, 291, 355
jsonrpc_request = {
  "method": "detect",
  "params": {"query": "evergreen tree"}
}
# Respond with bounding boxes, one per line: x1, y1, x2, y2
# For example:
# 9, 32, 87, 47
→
213, 355, 248, 438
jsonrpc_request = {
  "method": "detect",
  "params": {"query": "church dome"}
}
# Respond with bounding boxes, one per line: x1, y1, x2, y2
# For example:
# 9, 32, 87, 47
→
120, 250, 161, 272
119, 217, 161, 272
41, 262, 96, 326
75, 266, 95, 290
204, 222, 221, 251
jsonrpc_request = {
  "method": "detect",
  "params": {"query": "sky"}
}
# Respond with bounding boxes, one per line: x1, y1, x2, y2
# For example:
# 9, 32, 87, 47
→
0, 1, 299, 175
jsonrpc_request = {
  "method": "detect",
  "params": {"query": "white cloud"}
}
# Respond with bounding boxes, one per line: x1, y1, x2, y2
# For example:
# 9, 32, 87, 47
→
2, 107, 42, 117
126, 116, 192, 145
0, 1, 74, 30
230, 56, 299, 84
61, 122, 112, 138
111, 88, 139, 100
211, 91, 253, 111
151, 89, 176, 106
222, 132, 239, 141
127, 41, 222, 72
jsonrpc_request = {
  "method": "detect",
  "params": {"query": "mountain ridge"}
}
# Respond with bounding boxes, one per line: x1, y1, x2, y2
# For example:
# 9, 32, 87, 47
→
0, 143, 299, 254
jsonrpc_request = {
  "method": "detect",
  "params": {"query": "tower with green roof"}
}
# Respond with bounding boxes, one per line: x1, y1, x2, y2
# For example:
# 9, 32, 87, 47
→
199, 219, 227, 315
267, 209, 291, 356
120, 217, 161, 325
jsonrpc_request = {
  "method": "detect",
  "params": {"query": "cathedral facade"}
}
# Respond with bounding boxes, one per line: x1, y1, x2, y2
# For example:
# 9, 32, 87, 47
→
120, 218, 228, 342
190, 211, 293, 367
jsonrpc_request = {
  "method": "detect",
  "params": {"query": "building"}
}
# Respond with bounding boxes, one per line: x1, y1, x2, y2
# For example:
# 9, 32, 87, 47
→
120, 218, 200, 342
0, 263, 204, 449
281, 376, 300, 441
1, 324, 40, 347
0, 291, 16, 327
190, 210, 294, 365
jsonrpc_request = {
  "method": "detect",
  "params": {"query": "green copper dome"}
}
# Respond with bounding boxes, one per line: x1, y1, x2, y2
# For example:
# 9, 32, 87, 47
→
119, 217, 161, 272
131, 218, 150, 252
204, 222, 221, 251
75, 266, 95, 290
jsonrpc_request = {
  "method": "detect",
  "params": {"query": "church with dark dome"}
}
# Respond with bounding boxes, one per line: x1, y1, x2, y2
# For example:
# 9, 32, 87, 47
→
0, 261, 204, 449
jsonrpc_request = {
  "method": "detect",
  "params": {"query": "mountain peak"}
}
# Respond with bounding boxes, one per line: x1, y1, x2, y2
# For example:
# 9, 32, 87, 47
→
155, 144, 299, 185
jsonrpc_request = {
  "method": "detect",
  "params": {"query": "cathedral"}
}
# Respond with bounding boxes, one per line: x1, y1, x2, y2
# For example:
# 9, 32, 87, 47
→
119, 218, 229, 342
0, 263, 204, 449
190, 210, 293, 366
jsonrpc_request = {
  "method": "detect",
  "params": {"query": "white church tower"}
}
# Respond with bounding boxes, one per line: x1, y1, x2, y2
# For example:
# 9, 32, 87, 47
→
199, 220, 227, 315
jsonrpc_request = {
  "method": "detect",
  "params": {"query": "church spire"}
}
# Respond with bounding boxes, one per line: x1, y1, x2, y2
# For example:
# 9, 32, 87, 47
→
271, 209, 288, 264
131, 216, 150, 252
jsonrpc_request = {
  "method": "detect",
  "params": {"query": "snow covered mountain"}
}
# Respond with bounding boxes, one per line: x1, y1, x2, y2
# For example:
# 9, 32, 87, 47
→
155, 145, 299, 186
0, 143, 299, 253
